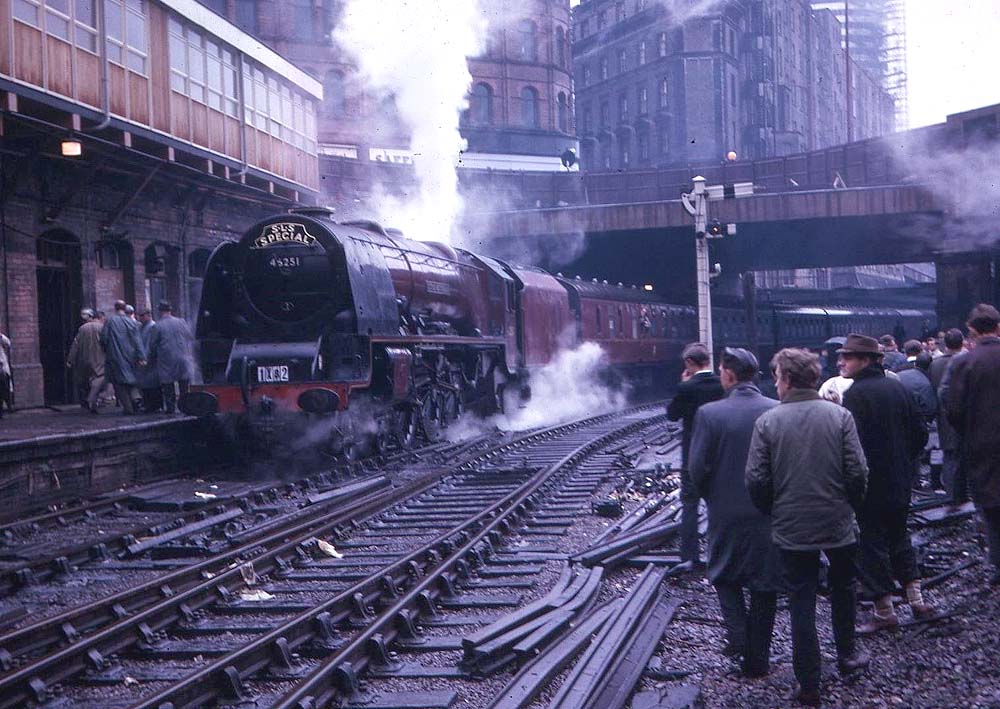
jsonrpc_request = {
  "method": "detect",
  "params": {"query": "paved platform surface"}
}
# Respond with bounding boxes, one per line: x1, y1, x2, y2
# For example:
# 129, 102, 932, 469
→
0, 406, 189, 445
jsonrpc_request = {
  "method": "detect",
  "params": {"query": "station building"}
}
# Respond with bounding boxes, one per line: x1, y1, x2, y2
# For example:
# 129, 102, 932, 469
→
0, 0, 322, 408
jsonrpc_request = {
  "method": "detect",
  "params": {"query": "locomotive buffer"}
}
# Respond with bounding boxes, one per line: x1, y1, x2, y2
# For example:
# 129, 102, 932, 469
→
680, 177, 754, 364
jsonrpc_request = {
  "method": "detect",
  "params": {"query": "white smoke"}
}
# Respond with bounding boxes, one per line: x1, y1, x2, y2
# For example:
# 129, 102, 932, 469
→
334, 1, 488, 243
446, 342, 629, 439
656, 0, 728, 24
888, 129, 1000, 251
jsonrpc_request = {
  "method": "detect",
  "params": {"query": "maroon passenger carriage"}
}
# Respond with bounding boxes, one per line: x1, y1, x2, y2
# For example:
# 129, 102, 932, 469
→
182, 208, 675, 458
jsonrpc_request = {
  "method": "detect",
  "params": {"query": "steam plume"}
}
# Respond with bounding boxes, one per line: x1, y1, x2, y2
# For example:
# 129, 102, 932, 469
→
334, 1, 488, 243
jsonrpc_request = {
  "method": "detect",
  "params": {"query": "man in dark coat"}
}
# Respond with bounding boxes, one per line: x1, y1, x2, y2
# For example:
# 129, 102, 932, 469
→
100, 300, 146, 414
840, 334, 934, 631
746, 348, 870, 706
879, 335, 907, 372
667, 342, 725, 565
137, 310, 162, 413
689, 347, 780, 677
148, 301, 194, 414
930, 329, 967, 502
945, 304, 1000, 586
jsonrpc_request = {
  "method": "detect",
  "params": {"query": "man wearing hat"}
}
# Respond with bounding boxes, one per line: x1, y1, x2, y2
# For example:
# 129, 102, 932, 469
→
839, 334, 935, 631
148, 301, 194, 414
67, 308, 105, 412
688, 347, 781, 677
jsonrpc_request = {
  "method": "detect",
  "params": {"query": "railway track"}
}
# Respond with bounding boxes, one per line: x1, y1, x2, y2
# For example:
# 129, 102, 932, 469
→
0, 404, 681, 708
0, 437, 488, 601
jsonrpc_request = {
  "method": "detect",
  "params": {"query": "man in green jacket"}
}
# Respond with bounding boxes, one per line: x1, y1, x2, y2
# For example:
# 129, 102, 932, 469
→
746, 348, 870, 707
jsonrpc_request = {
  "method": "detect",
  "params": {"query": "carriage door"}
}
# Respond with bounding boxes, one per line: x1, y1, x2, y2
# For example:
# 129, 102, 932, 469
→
36, 230, 82, 404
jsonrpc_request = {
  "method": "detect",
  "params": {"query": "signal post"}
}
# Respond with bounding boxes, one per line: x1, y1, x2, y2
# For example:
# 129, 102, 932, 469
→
680, 177, 754, 365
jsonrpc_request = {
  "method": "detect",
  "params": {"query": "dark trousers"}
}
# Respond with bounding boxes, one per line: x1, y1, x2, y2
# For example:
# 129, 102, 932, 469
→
858, 506, 919, 598
161, 379, 189, 413
943, 449, 969, 503
982, 506, 1000, 572
679, 465, 701, 563
111, 383, 139, 414
781, 544, 858, 692
714, 582, 777, 674
141, 386, 163, 413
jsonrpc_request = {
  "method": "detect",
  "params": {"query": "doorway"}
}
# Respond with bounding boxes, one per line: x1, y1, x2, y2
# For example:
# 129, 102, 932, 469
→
36, 230, 82, 405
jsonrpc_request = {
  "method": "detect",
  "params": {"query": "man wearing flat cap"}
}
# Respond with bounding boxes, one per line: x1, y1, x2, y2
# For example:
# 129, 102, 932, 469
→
688, 348, 781, 677
838, 333, 935, 631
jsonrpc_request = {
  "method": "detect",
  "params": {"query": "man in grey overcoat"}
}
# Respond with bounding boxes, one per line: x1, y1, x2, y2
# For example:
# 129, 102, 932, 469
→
688, 347, 781, 677
149, 301, 194, 414
99, 300, 146, 414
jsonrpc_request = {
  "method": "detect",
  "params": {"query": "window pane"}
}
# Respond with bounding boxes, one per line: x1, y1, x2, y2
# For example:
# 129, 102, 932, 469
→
223, 64, 236, 98
170, 71, 185, 92
126, 9, 145, 51
169, 33, 186, 72
46, 12, 70, 39
75, 0, 96, 25
207, 55, 221, 90
104, 0, 122, 40
75, 25, 97, 50
48, 0, 70, 15
106, 40, 123, 63
126, 49, 145, 73
13, 0, 40, 26
190, 84, 204, 102
189, 44, 204, 83
208, 90, 222, 110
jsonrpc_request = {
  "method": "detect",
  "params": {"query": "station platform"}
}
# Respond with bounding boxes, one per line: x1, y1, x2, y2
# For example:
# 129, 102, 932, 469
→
0, 407, 225, 519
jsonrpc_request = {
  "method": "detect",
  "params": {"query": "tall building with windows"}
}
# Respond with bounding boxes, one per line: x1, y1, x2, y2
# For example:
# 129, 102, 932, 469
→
197, 0, 577, 201
811, 0, 908, 130
571, 0, 895, 171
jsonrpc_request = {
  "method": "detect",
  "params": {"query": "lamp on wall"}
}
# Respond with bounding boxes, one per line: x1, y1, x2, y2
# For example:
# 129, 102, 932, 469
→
61, 137, 82, 157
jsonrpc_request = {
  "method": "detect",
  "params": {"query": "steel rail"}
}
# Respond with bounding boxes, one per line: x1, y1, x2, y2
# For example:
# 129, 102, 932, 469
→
270, 411, 663, 709
0, 410, 650, 707
0, 437, 469, 596
128, 406, 663, 709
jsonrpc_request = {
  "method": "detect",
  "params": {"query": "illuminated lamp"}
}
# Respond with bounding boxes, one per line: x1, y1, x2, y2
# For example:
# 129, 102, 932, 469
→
643, 284, 654, 291
298, 388, 340, 414
178, 391, 218, 417
726, 150, 738, 162
61, 138, 83, 157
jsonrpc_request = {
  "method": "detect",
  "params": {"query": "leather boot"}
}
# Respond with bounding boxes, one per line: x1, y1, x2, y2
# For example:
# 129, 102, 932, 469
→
857, 611, 899, 633
788, 685, 821, 707
838, 648, 871, 674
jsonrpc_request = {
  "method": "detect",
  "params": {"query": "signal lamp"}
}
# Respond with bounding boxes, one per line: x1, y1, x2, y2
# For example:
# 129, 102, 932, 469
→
643, 284, 654, 291
61, 139, 82, 157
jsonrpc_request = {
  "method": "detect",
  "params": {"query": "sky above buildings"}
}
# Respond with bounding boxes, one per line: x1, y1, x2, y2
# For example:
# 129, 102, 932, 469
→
906, 0, 1000, 128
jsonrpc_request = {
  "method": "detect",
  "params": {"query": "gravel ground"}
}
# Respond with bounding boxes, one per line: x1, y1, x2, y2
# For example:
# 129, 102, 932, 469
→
646, 513, 1000, 708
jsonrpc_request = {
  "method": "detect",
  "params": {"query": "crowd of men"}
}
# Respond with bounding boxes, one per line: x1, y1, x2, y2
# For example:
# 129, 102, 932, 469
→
65, 299, 194, 415
668, 303, 1000, 706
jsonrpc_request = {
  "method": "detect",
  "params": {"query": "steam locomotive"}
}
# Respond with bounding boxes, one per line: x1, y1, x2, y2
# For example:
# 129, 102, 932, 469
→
182, 208, 930, 456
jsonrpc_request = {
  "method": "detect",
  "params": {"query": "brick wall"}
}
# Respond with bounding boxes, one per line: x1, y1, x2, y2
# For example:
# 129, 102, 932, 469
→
0, 162, 276, 409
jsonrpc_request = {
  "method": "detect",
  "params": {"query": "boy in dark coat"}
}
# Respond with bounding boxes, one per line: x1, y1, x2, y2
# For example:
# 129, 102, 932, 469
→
689, 347, 780, 677
667, 342, 725, 565
839, 334, 934, 631
945, 304, 1000, 586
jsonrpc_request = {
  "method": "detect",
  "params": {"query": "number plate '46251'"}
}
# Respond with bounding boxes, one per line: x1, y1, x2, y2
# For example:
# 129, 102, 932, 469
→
257, 365, 289, 383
